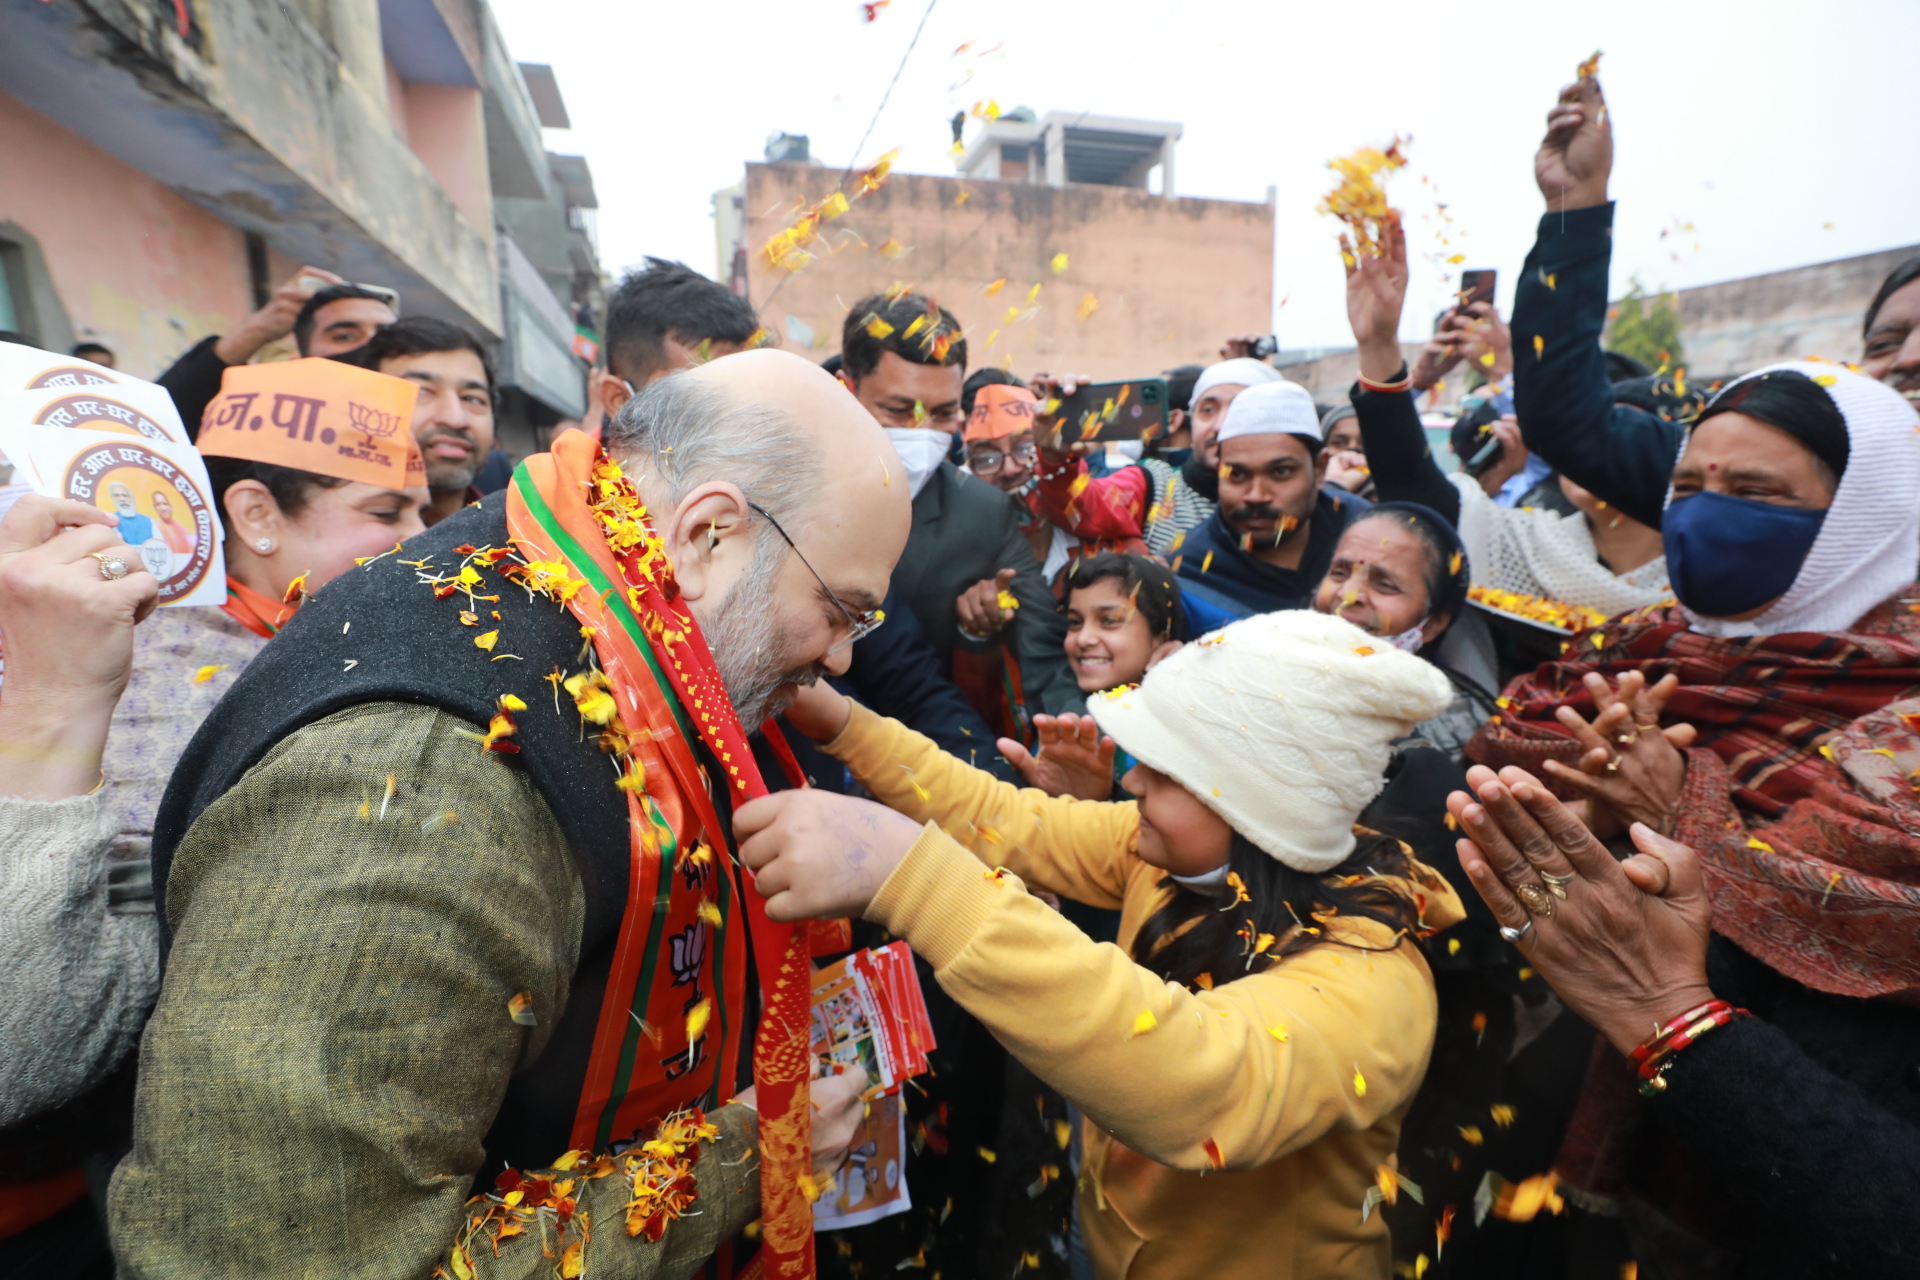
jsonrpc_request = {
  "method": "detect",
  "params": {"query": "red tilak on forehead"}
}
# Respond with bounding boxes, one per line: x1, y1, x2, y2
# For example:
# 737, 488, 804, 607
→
1709, 462, 1718, 470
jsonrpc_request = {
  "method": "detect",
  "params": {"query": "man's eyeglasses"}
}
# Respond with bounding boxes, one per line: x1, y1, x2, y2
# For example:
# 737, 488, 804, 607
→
965, 440, 1038, 477
746, 502, 885, 652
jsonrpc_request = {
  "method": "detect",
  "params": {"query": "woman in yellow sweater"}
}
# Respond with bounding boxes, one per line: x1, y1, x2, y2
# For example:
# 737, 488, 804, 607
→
738, 609, 1464, 1279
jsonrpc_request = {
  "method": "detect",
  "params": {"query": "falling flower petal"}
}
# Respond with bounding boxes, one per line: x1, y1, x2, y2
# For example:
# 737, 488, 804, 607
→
1128, 1009, 1158, 1038
508, 992, 537, 1025
192, 664, 229, 684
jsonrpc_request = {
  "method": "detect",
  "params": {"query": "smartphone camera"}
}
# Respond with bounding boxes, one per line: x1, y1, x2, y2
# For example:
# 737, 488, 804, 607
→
1248, 335, 1279, 361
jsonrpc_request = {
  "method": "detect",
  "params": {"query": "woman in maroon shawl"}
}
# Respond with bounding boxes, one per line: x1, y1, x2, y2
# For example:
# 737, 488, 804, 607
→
1452, 86, 1920, 1279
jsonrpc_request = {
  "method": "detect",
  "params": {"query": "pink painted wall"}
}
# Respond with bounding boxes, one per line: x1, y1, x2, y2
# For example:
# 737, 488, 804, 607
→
400, 83, 490, 237
0, 89, 252, 379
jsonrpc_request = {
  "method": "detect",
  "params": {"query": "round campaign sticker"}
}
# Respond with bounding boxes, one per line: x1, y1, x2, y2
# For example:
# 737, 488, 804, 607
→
25, 365, 118, 390
64, 442, 217, 603
35, 393, 174, 441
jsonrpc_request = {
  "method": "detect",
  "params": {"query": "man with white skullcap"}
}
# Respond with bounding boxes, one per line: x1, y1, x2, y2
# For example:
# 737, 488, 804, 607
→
1174, 378, 1373, 616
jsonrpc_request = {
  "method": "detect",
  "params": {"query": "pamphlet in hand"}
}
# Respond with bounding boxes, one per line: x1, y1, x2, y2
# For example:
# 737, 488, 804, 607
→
809, 942, 937, 1230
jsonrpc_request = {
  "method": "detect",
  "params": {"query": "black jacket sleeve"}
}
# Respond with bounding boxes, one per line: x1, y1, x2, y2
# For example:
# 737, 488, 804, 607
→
1510, 203, 1683, 530
1350, 378, 1461, 525
1650, 940, 1920, 1273
155, 335, 231, 441
836, 587, 1019, 784
994, 504, 1082, 717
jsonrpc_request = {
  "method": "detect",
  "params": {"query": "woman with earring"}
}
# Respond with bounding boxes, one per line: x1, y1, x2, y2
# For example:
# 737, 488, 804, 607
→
0, 357, 427, 1270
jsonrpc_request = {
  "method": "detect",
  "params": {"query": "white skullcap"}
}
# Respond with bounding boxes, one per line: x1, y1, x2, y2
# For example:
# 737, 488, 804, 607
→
1086, 610, 1453, 873
1679, 361, 1920, 640
1216, 378, 1323, 445
1187, 357, 1281, 410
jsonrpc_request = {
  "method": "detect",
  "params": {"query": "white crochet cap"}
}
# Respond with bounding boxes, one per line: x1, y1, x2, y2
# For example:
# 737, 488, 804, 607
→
1217, 378, 1324, 446
1086, 610, 1454, 873
1678, 361, 1920, 639
1187, 357, 1280, 410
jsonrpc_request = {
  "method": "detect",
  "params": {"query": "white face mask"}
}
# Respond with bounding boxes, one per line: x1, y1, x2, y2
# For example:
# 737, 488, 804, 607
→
883, 428, 951, 499
1387, 620, 1429, 654
1108, 440, 1144, 461
1168, 864, 1232, 889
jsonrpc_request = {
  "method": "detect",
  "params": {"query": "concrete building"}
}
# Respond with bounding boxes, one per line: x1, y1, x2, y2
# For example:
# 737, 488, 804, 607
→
714, 114, 1273, 380
1656, 242, 1919, 378
957, 110, 1182, 195
0, 0, 601, 456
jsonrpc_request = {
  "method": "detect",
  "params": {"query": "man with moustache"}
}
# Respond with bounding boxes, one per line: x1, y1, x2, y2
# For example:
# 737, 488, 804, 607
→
112, 351, 895, 1278
1175, 379, 1371, 616
350, 318, 499, 525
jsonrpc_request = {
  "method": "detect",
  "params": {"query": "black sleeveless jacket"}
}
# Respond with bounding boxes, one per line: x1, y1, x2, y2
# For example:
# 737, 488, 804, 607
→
151, 495, 734, 1171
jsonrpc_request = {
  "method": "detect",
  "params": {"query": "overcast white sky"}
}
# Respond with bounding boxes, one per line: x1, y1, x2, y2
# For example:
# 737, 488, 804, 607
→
493, 0, 1919, 353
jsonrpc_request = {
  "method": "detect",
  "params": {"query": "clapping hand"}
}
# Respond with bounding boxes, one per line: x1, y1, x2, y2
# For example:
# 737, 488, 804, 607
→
1543, 670, 1695, 839
1448, 763, 1715, 1056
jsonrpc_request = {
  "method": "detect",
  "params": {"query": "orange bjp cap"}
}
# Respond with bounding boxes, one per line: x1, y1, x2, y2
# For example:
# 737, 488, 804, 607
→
963, 383, 1040, 442
197, 358, 426, 489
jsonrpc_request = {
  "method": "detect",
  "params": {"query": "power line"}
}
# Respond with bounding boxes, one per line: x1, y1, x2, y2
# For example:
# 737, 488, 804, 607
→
846, 0, 940, 178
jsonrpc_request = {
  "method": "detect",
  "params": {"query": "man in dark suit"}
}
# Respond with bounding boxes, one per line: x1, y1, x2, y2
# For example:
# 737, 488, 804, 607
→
835, 292, 1080, 716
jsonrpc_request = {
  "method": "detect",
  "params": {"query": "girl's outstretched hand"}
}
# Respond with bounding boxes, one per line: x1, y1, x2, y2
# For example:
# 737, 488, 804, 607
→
998, 712, 1115, 802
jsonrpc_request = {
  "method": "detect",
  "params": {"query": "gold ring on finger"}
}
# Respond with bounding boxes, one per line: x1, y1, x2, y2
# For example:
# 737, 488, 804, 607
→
91, 551, 131, 581
1540, 869, 1575, 899
1515, 883, 1556, 917
1616, 731, 1638, 746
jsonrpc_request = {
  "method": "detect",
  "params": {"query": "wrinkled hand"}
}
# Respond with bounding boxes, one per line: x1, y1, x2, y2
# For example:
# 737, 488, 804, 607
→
1535, 76, 1612, 212
215, 265, 342, 364
1448, 764, 1714, 1055
1474, 417, 1531, 496
736, 789, 925, 921
957, 568, 1018, 638
997, 712, 1115, 801
1542, 671, 1695, 839
806, 1064, 870, 1180
1342, 210, 1410, 376
1324, 449, 1372, 493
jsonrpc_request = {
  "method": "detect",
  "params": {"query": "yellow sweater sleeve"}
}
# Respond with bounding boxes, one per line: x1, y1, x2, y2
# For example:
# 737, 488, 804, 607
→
869, 830, 1439, 1172
822, 700, 1139, 910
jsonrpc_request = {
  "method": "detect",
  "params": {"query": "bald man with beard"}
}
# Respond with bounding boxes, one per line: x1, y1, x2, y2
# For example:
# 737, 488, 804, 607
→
112, 352, 910, 1279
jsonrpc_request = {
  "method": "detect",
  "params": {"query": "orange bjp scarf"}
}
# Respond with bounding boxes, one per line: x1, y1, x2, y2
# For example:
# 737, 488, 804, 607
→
506, 429, 818, 1279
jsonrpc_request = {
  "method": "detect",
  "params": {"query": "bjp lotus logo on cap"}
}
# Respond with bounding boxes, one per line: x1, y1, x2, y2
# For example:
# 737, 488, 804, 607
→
347, 400, 403, 448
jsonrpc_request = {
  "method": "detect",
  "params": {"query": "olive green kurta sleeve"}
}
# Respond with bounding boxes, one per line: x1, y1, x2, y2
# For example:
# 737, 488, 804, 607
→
109, 703, 760, 1279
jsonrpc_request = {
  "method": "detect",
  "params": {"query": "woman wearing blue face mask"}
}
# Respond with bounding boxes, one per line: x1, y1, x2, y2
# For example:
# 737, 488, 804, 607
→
1451, 69, 1920, 1280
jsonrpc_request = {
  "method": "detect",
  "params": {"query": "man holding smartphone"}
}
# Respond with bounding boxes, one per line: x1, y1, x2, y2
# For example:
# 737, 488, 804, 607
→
156, 267, 397, 439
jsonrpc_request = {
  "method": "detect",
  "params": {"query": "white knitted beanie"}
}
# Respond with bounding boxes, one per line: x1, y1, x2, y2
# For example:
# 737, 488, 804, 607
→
1086, 610, 1454, 873
1678, 361, 1920, 639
